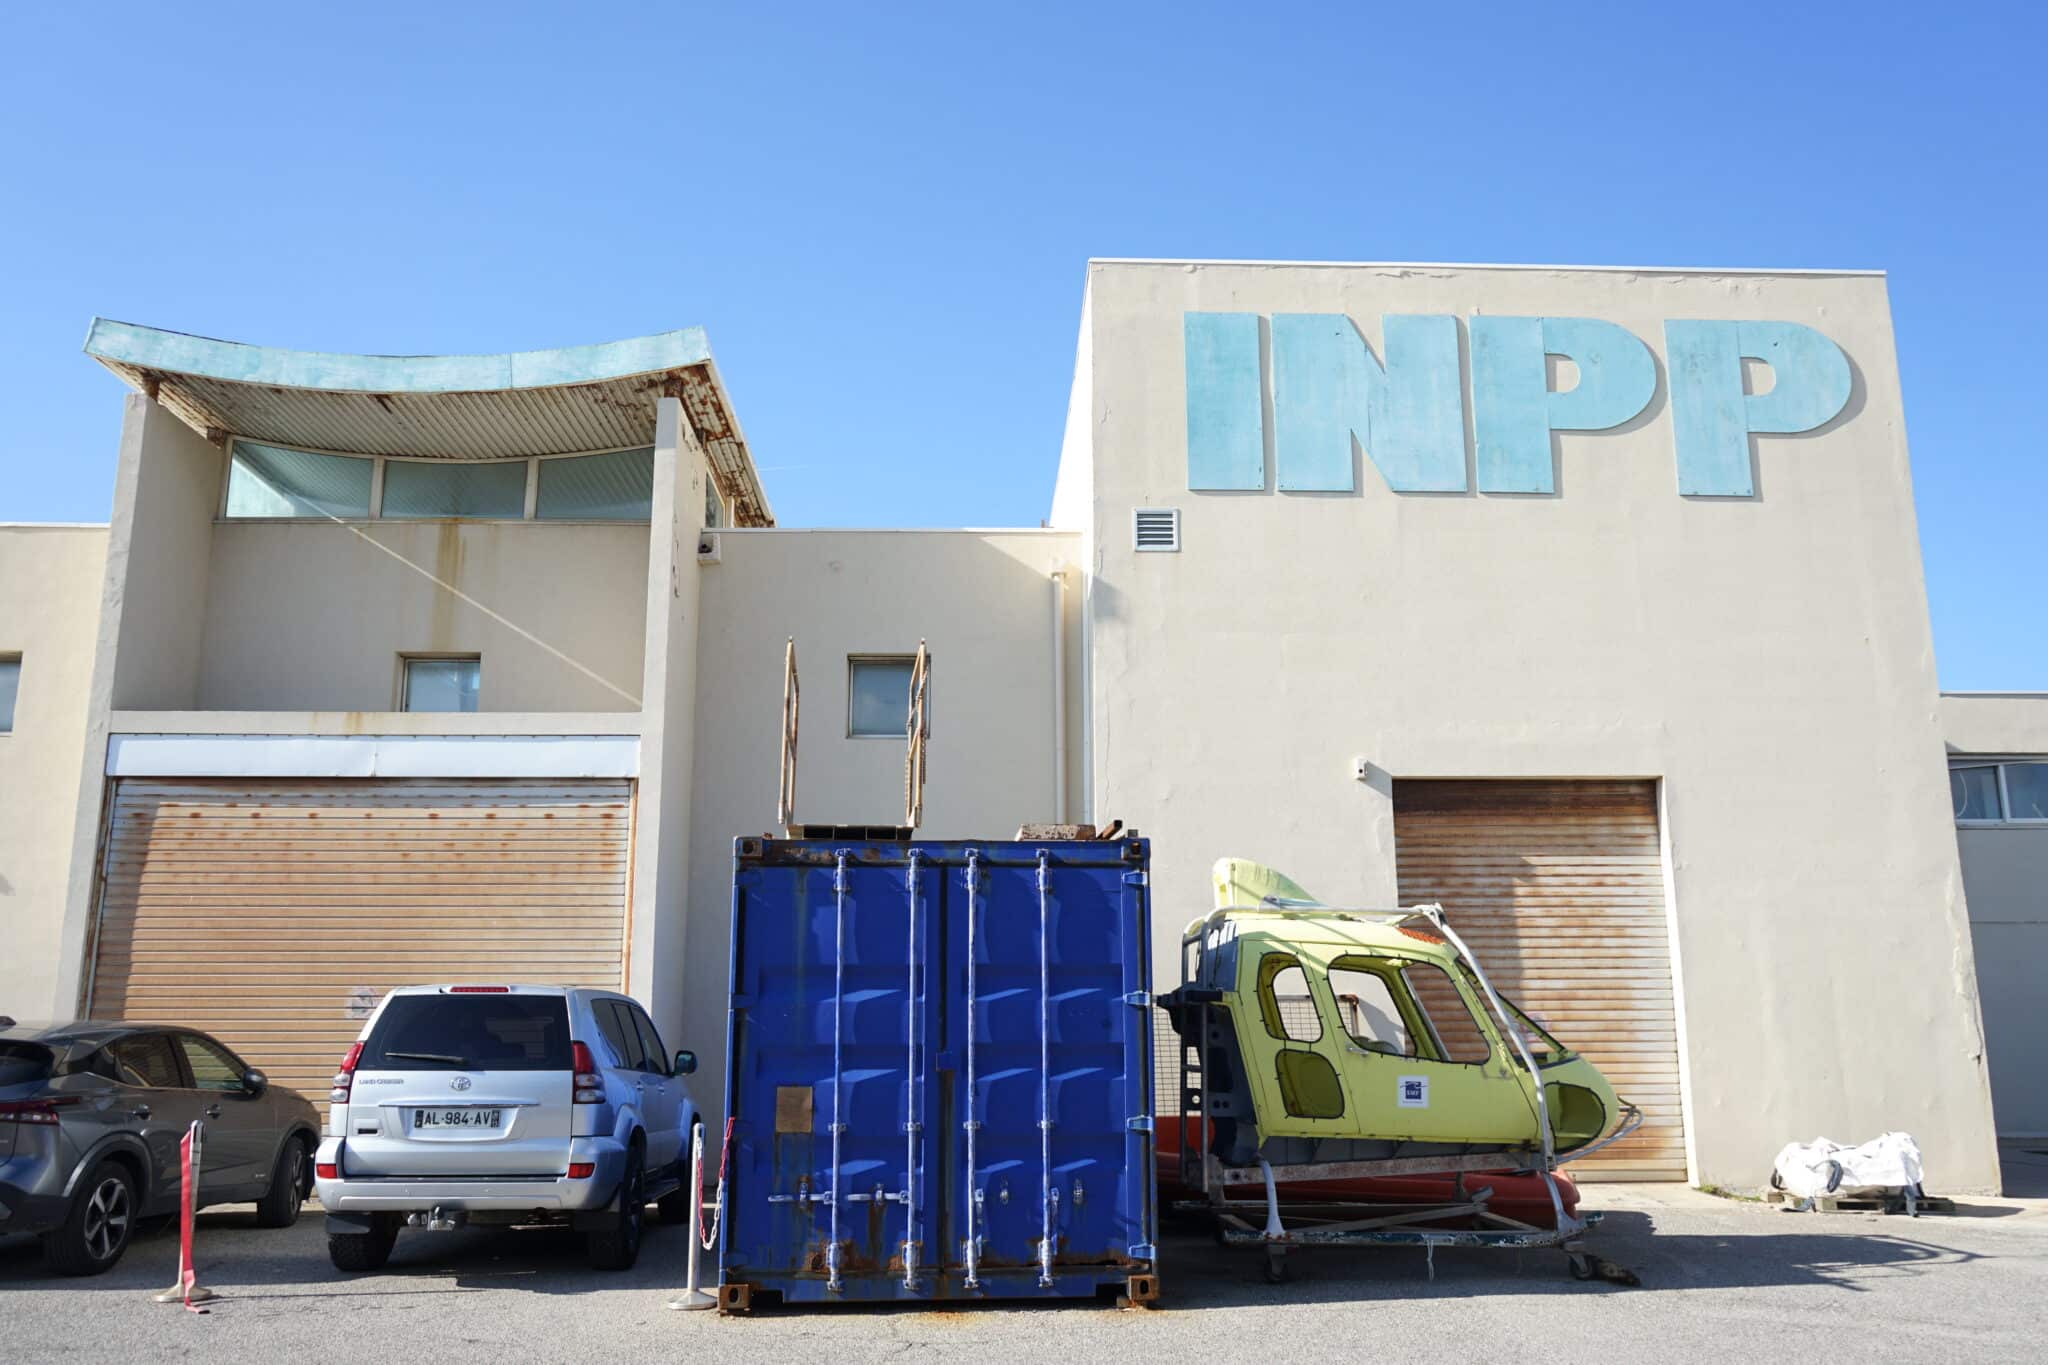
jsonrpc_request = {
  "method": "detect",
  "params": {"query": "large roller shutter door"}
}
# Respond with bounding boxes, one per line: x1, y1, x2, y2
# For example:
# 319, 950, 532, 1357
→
87, 779, 632, 1102
1394, 779, 1687, 1181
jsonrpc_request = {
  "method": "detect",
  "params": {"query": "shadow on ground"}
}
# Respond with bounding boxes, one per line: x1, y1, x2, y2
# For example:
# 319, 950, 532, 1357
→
0, 1204, 2004, 1315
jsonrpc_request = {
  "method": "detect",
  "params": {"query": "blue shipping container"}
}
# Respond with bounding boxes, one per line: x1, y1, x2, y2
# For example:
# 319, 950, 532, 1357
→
719, 836, 1157, 1307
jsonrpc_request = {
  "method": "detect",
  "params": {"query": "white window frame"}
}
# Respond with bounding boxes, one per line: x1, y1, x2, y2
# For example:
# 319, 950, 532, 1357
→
1951, 758, 2048, 826
217, 438, 657, 525
397, 653, 483, 713
846, 653, 924, 740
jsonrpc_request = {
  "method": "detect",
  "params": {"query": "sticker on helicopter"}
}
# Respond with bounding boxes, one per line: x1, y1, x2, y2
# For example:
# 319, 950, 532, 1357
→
1397, 1076, 1429, 1108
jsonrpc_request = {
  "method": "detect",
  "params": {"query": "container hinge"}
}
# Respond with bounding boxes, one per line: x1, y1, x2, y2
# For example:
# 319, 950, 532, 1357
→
1127, 1242, 1157, 1261
1126, 1115, 1155, 1133
1122, 990, 1152, 1008
1122, 870, 1148, 887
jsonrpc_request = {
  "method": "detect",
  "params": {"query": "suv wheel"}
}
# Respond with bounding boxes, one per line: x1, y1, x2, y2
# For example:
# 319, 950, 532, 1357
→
43, 1160, 137, 1276
328, 1214, 400, 1272
588, 1145, 646, 1271
254, 1137, 308, 1228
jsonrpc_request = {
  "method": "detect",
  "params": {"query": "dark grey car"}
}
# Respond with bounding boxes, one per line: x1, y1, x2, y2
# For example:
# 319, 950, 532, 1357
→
0, 1019, 322, 1274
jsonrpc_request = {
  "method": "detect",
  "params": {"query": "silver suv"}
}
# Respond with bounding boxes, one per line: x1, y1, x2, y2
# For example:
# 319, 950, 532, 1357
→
314, 986, 698, 1272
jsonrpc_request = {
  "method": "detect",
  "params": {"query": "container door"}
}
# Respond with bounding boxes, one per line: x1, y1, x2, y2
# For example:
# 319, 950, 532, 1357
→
725, 852, 940, 1295
949, 846, 1152, 1285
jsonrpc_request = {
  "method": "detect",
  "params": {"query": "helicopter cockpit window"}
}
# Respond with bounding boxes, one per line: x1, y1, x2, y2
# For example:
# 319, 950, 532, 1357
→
1325, 962, 1411, 1055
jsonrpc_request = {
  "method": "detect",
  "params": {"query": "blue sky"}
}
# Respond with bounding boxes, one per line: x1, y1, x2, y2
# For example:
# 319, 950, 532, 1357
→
1, 3, 2040, 687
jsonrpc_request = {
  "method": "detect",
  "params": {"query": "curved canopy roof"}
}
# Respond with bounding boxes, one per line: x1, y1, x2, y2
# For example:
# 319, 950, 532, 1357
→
84, 318, 772, 525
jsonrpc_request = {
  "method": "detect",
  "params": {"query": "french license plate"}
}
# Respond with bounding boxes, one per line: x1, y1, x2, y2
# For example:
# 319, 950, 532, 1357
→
414, 1107, 502, 1129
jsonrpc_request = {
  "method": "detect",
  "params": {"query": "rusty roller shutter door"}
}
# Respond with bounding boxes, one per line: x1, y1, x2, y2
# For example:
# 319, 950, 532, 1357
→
86, 778, 633, 1103
1394, 779, 1686, 1182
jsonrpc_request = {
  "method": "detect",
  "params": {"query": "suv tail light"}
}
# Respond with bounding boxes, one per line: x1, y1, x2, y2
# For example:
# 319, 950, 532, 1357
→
331, 1042, 363, 1105
571, 1041, 604, 1104
0, 1097, 78, 1126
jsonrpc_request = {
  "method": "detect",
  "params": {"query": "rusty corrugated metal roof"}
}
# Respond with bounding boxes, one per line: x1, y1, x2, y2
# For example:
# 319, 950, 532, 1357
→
83, 319, 773, 526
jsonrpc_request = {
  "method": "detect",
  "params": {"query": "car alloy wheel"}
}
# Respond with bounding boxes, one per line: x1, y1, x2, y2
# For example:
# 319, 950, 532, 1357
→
621, 1157, 645, 1255
282, 1143, 305, 1214
83, 1175, 132, 1263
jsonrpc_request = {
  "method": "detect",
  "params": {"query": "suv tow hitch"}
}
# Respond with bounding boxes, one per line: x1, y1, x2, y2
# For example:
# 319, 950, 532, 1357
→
408, 1207, 468, 1232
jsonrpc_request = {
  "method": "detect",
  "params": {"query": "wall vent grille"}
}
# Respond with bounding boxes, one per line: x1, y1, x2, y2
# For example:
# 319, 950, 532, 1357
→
1133, 507, 1180, 553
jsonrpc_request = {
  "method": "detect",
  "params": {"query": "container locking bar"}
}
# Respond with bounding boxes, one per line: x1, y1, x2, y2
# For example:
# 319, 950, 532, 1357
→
902, 849, 921, 1291
1037, 849, 1056, 1290
962, 849, 984, 1290
826, 851, 850, 1292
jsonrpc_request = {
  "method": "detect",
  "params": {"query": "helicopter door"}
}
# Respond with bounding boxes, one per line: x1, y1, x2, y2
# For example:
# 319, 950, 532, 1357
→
1321, 954, 1539, 1146
1233, 952, 1351, 1137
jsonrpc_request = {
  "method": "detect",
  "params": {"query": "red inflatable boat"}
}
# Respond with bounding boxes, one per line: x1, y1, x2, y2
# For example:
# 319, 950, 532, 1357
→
1156, 1121, 1581, 1227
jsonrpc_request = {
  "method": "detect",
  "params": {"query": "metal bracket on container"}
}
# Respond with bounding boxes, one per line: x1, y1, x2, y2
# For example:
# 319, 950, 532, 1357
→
1127, 1242, 1156, 1261
1122, 990, 1152, 1008
1122, 870, 1148, 887
1126, 1115, 1155, 1133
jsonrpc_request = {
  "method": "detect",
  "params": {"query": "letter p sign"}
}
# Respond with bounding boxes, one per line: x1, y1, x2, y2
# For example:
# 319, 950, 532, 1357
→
1666, 321, 1852, 497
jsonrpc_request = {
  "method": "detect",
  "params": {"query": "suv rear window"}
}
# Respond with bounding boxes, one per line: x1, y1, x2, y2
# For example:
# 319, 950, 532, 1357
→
361, 996, 572, 1072
0, 1042, 53, 1087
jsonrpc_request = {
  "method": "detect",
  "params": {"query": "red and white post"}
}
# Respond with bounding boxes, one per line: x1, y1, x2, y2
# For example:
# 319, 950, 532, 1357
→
152, 1120, 216, 1308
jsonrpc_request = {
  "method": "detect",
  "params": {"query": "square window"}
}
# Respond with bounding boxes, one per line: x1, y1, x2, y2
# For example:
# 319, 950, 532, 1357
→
0, 655, 17, 733
402, 656, 480, 713
847, 655, 919, 738
1951, 766, 2004, 822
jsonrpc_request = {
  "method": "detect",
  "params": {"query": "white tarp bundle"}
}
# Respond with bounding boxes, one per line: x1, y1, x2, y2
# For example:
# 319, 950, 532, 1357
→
1772, 1132, 1925, 1199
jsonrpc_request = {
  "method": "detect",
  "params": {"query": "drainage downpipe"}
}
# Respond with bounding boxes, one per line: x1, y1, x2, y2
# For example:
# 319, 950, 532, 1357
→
1050, 569, 1066, 824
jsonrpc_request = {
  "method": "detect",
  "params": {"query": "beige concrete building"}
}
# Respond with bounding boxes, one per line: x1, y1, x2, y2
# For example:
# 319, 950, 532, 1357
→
0, 523, 106, 1015
1942, 694, 2048, 1138
0, 262, 2038, 1194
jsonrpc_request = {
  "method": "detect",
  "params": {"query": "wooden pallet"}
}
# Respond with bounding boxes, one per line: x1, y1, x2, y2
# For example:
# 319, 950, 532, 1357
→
1764, 1188, 1956, 1215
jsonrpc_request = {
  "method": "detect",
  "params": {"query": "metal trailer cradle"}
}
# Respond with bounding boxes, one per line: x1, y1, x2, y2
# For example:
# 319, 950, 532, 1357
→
717, 836, 1159, 1310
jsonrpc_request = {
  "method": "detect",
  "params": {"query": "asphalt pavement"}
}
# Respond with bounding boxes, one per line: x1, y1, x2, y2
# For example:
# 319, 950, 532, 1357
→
3, 1179, 2045, 1364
